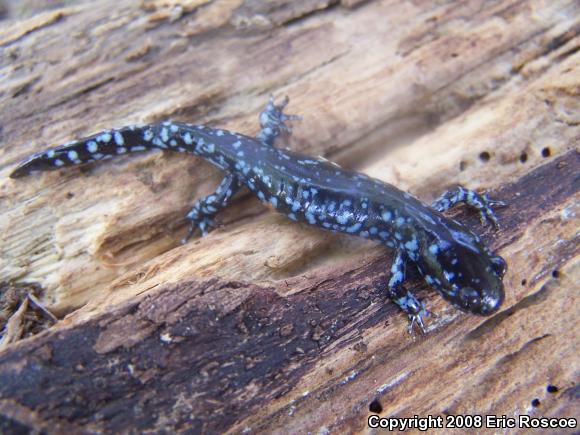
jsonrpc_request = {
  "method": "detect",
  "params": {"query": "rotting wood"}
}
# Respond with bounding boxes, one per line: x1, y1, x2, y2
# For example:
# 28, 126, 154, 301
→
0, 153, 578, 433
0, 0, 579, 433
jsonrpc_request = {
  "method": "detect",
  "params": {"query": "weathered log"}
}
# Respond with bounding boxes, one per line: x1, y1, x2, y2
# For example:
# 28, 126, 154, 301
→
0, 0, 578, 433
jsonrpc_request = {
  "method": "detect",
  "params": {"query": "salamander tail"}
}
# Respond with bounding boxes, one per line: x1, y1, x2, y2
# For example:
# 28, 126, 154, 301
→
9, 124, 179, 178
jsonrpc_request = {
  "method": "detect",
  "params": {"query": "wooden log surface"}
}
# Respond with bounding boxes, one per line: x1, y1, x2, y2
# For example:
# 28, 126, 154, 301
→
0, 0, 579, 433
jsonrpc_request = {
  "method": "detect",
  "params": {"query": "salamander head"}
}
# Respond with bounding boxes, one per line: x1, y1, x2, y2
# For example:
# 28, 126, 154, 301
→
418, 229, 507, 316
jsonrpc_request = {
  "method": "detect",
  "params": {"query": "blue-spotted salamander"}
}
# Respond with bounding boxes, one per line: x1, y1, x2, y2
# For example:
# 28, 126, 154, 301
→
10, 96, 507, 333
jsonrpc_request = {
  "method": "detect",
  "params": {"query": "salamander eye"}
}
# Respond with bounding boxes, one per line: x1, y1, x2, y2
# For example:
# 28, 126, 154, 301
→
491, 256, 507, 277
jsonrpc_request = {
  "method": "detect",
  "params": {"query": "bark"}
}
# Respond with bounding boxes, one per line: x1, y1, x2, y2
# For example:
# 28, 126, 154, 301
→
0, 0, 578, 433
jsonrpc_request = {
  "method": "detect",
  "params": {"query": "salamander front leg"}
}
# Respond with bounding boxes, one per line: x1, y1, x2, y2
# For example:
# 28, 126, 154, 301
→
387, 251, 430, 334
182, 173, 241, 243
431, 185, 506, 228
256, 95, 302, 147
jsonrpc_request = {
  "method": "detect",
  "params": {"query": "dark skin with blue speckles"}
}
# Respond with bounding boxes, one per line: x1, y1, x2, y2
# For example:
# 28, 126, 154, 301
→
10, 96, 507, 334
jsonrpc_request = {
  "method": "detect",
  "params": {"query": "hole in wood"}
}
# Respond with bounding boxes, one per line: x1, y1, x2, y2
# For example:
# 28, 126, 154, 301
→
551, 270, 560, 278
531, 398, 541, 407
519, 153, 528, 163
369, 399, 383, 413
541, 147, 551, 158
479, 151, 490, 162
547, 385, 559, 393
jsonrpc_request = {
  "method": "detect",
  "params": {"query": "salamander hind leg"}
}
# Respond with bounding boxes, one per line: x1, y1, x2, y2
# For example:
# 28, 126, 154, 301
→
256, 95, 302, 147
431, 185, 507, 228
182, 173, 241, 243
387, 251, 431, 335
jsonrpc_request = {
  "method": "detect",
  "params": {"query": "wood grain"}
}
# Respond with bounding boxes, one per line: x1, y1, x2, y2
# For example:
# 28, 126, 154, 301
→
0, 0, 578, 433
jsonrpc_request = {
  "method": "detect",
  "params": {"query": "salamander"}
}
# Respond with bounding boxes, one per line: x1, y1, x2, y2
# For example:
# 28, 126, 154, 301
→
10, 96, 507, 333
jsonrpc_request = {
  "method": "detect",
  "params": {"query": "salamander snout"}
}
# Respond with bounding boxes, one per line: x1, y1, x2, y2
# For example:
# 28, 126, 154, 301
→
458, 285, 504, 315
